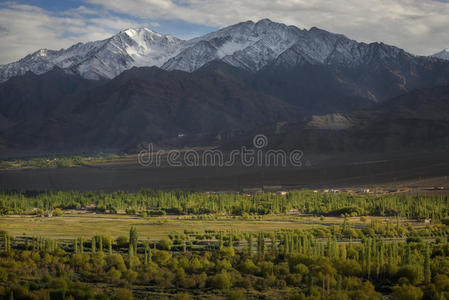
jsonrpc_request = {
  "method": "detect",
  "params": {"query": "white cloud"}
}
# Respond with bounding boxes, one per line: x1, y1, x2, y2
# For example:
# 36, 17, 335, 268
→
86, 0, 449, 55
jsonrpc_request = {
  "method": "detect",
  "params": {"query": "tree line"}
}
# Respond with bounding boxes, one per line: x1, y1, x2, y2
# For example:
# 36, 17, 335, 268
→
1, 223, 449, 299
0, 190, 448, 221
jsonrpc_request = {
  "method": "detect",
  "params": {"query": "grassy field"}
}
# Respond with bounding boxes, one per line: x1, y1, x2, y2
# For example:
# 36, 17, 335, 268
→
0, 212, 422, 240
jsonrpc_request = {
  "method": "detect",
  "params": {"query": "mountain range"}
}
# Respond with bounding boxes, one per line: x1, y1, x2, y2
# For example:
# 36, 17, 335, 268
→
1, 19, 449, 157
2, 19, 449, 83
243, 85, 449, 153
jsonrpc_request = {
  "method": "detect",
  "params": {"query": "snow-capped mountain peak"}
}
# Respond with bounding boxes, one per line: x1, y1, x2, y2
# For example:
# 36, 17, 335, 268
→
37, 49, 50, 57
162, 19, 411, 73
121, 27, 177, 43
431, 49, 449, 60
162, 18, 305, 72
0, 19, 430, 82
110, 27, 184, 68
0, 27, 184, 82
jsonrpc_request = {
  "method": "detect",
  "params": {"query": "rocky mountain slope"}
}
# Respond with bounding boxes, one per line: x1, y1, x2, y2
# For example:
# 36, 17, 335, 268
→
2, 20, 449, 157
0, 66, 300, 156
0, 28, 183, 81
431, 49, 449, 61
2, 19, 449, 83
248, 85, 449, 153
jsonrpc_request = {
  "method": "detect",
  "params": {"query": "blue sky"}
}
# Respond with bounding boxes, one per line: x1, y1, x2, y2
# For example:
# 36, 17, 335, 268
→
0, 0, 448, 64
9, 0, 81, 11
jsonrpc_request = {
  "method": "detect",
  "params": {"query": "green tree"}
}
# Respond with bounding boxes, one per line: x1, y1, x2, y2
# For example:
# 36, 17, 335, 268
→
210, 271, 232, 290
391, 284, 423, 300
247, 233, 253, 255
424, 244, 431, 284
114, 288, 133, 300
91, 237, 96, 253
129, 227, 138, 256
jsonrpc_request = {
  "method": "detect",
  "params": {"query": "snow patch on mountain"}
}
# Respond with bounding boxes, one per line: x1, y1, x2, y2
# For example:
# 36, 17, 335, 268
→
431, 49, 449, 61
0, 28, 183, 82
0, 19, 432, 82
162, 19, 303, 72
163, 19, 411, 73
